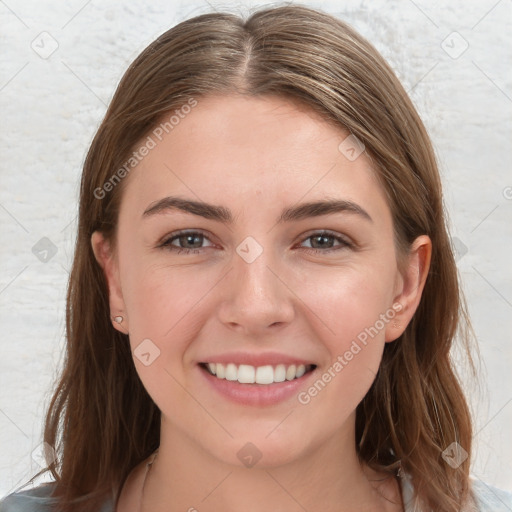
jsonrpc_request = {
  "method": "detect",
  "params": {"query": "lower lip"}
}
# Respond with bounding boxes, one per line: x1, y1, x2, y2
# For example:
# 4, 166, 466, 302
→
198, 364, 316, 406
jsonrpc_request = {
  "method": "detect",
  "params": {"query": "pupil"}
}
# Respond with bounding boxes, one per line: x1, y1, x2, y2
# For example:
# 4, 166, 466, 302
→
182, 234, 201, 248
313, 235, 331, 248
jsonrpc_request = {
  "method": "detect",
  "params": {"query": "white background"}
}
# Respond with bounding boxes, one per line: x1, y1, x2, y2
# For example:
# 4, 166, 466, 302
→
1, 0, 511, 499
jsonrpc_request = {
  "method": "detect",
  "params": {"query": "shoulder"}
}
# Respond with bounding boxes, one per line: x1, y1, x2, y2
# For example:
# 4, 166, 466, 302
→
470, 478, 512, 511
0, 483, 58, 511
400, 472, 512, 511
0, 483, 114, 512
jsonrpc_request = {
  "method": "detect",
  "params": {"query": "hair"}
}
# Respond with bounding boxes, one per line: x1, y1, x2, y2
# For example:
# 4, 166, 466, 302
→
22, 4, 478, 511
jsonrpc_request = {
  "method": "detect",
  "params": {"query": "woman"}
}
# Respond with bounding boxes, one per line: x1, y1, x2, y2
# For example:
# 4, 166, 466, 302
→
1, 4, 511, 512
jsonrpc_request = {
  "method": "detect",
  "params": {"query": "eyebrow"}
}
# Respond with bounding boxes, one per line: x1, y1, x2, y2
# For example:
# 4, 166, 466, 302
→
142, 196, 372, 224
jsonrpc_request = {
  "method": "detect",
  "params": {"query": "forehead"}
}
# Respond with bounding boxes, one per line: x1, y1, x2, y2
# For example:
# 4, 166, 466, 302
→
119, 94, 390, 224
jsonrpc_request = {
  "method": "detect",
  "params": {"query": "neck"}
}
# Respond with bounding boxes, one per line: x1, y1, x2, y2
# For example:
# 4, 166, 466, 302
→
139, 414, 398, 512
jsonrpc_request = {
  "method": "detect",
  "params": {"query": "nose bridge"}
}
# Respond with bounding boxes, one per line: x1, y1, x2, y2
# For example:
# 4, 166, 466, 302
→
234, 235, 282, 302
240, 246, 276, 295
218, 235, 295, 330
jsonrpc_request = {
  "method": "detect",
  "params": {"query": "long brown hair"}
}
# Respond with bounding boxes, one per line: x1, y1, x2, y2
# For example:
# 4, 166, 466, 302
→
24, 5, 477, 511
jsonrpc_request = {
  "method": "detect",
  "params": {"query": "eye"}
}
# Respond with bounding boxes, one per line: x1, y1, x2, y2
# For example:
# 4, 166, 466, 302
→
159, 230, 214, 254
298, 230, 352, 254
158, 229, 352, 255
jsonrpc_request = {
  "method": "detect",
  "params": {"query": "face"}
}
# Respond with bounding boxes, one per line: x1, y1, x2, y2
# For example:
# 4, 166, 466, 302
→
92, 94, 430, 469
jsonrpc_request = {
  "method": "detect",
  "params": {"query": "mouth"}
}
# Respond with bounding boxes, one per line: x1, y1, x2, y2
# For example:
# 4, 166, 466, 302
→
199, 362, 317, 385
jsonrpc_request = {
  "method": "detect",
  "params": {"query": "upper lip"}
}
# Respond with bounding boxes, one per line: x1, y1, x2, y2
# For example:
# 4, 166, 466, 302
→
198, 351, 316, 367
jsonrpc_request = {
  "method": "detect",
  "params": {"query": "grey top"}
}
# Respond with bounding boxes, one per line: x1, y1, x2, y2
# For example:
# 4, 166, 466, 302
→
1, 474, 512, 511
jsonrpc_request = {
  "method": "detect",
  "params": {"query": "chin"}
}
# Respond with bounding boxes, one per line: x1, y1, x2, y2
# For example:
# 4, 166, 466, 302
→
209, 431, 307, 469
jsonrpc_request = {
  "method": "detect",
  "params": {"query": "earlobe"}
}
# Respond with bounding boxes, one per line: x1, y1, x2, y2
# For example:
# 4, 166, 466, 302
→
91, 231, 129, 334
385, 235, 432, 342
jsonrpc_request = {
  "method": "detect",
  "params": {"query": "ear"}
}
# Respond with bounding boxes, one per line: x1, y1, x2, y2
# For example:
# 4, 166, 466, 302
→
385, 235, 432, 342
91, 231, 129, 334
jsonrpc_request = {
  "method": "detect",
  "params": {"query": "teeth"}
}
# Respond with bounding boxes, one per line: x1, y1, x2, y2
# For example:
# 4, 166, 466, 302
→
255, 365, 274, 385
204, 362, 313, 384
285, 364, 296, 381
215, 363, 225, 379
274, 364, 286, 382
225, 363, 237, 381
238, 364, 255, 384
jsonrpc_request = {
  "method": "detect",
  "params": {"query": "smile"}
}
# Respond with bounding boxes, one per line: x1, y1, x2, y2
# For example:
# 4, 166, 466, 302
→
201, 362, 316, 385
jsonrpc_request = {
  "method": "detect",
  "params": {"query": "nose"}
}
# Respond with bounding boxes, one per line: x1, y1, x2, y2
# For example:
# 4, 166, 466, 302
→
216, 244, 296, 335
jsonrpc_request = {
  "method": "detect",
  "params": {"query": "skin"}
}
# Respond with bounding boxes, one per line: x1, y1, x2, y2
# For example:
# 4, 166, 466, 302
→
91, 94, 431, 512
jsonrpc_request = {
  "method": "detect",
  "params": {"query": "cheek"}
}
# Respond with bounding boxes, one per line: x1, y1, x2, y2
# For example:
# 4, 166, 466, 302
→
120, 264, 212, 413
122, 261, 213, 349
295, 278, 393, 422
308, 262, 397, 345
299, 262, 396, 407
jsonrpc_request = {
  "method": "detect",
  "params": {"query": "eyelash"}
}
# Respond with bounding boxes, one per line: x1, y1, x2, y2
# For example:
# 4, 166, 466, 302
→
158, 229, 353, 255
